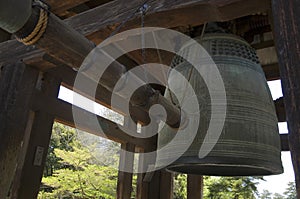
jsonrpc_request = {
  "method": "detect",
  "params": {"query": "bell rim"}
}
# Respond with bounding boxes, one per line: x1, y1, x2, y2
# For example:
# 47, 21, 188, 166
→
164, 156, 283, 176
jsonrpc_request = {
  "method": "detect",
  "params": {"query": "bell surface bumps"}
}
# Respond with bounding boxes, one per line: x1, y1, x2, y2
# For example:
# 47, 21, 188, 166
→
156, 33, 283, 176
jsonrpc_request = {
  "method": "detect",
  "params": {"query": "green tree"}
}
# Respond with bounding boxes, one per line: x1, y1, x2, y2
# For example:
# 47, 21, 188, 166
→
44, 123, 77, 176
40, 141, 118, 199
260, 190, 272, 199
173, 175, 261, 199
174, 174, 187, 199
39, 123, 121, 199
204, 177, 261, 199
77, 132, 120, 167
273, 193, 285, 199
284, 182, 297, 199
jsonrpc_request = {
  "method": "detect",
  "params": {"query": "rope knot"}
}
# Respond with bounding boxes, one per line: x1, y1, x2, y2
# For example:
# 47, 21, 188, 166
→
16, 0, 49, 45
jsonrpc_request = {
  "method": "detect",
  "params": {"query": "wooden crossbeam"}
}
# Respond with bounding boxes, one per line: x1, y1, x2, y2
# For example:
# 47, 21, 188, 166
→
47, 0, 90, 16
0, 0, 271, 66
280, 134, 289, 151
252, 40, 275, 50
262, 63, 280, 81
31, 90, 157, 149
48, 65, 151, 125
67, 0, 271, 38
48, 63, 286, 126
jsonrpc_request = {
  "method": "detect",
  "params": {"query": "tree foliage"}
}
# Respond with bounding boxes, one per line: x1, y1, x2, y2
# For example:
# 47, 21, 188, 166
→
174, 174, 187, 199
259, 181, 296, 199
173, 175, 261, 199
284, 182, 297, 199
39, 123, 119, 199
44, 123, 77, 176
203, 176, 261, 199
260, 189, 273, 199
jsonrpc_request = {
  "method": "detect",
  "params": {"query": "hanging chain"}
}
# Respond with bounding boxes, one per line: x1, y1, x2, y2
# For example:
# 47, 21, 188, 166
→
169, 23, 208, 106
140, 3, 149, 64
200, 22, 207, 42
109, 0, 150, 38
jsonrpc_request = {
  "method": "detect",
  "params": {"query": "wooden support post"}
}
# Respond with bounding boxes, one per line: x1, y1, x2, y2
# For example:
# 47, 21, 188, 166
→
136, 150, 148, 199
147, 171, 161, 199
187, 175, 203, 199
117, 143, 135, 199
0, 63, 39, 199
139, 169, 173, 199
160, 170, 173, 199
135, 122, 173, 199
9, 73, 61, 198
117, 117, 136, 199
271, 0, 300, 197
136, 134, 157, 199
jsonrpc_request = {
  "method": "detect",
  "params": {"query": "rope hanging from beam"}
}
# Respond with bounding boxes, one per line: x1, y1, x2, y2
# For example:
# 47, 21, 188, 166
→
16, 1, 49, 46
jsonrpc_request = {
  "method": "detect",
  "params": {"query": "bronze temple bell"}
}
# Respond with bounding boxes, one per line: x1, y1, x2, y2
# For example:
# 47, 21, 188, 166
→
156, 33, 283, 176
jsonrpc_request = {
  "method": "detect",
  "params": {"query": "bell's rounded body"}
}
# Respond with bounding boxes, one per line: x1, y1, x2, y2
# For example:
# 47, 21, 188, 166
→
156, 33, 283, 176
0, 0, 32, 33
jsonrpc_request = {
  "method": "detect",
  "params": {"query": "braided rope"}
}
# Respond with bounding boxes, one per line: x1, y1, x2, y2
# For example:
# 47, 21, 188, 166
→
16, 6, 48, 45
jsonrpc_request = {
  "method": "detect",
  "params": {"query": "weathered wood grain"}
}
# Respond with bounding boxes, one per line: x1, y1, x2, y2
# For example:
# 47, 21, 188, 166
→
10, 73, 60, 199
117, 142, 135, 199
0, 0, 271, 66
0, 64, 39, 199
271, 0, 300, 197
187, 175, 203, 199
47, 0, 90, 16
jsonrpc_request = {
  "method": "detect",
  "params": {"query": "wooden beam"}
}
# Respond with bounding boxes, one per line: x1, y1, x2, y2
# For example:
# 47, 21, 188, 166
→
262, 63, 280, 81
69, 0, 271, 40
51, 64, 287, 124
47, 0, 90, 16
49, 65, 151, 124
11, 6, 182, 129
187, 175, 203, 199
15, 7, 95, 69
117, 143, 135, 199
0, 64, 39, 199
49, 63, 285, 128
275, 97, 286, 122
31, 90, 156, 149
0, 0, 271, 66
9, 73, 60, 198
280, 134, 289, 151
271, 0, 300, 197
252, 40, 274, 50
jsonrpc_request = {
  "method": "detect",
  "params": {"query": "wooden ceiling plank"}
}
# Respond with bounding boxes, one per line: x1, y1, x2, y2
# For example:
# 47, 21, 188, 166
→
0, 0, 271, 66
47, 0, 90, 16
